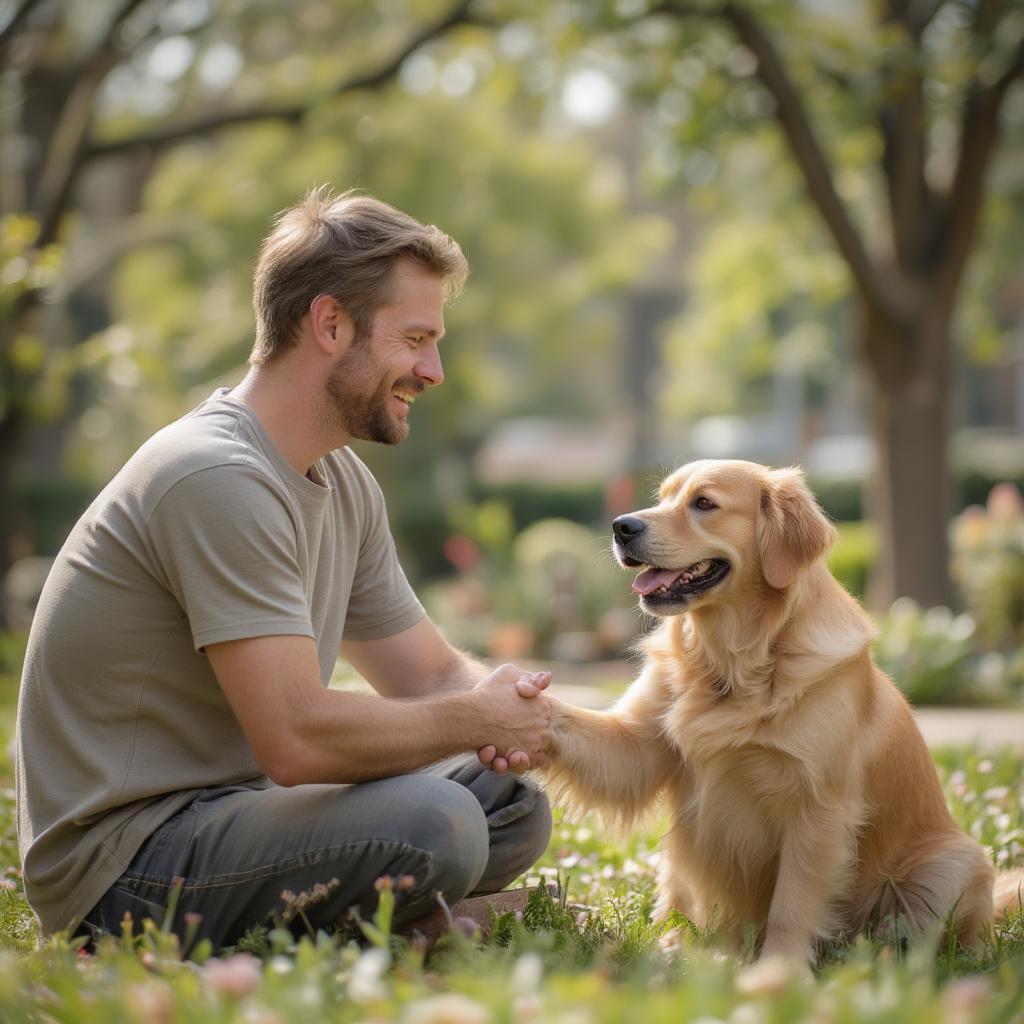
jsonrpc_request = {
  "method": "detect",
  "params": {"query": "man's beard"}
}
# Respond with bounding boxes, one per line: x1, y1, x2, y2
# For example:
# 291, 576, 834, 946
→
324, 344, 420, 445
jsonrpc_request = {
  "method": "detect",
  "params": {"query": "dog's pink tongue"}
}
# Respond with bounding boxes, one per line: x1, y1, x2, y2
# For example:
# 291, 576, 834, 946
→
632, 567, 682, 595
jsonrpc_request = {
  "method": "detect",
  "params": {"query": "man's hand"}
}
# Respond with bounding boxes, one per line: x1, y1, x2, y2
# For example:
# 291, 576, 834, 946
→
474, 666, 551, 775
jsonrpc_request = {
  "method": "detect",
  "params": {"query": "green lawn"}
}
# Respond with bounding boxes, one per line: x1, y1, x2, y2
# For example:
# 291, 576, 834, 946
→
1, 663, 1023, 1022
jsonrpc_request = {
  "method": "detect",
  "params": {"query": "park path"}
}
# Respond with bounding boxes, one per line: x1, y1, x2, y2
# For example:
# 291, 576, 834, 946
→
541, 661, 1024, 751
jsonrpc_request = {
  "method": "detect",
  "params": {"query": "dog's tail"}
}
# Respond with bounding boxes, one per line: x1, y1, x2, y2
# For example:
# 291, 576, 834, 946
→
993, 869, 1024, 924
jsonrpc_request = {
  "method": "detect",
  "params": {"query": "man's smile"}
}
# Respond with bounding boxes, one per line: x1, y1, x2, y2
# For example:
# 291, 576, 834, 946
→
391, 388, 418, 406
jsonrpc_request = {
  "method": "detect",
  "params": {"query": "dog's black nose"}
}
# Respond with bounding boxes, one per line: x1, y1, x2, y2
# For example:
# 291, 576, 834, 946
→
612, 515, 646, 543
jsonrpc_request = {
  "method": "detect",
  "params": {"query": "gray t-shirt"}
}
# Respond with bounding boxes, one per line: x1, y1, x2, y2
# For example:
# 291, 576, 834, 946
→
14, 390, 425, 935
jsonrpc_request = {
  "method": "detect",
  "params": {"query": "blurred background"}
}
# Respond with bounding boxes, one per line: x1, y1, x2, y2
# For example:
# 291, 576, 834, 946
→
1, 0, 1022, 705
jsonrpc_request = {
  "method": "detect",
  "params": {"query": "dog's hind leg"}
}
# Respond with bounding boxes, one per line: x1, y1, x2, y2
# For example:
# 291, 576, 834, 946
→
871, 836, 995, 950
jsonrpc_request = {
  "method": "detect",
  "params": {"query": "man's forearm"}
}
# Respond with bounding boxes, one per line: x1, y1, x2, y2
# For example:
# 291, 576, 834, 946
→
273, 687, 484, 784
429, 648, 490, 693
268, 665, 549, 786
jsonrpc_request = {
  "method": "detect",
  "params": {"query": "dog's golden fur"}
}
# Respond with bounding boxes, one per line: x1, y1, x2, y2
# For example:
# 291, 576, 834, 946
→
544, 459, 1022, 961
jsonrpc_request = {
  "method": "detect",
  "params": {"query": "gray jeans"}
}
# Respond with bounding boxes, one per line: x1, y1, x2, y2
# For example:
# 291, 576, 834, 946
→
78, 755, 551, 951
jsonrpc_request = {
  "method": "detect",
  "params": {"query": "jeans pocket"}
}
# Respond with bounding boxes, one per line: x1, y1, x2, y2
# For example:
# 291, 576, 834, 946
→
121, 802, 200, 884
82, 880, 173, 936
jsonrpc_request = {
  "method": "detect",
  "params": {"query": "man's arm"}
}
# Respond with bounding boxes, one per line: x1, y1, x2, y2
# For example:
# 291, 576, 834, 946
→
205, 633, 550, 786
341, 617, 485, 698
341, 617, 551, 772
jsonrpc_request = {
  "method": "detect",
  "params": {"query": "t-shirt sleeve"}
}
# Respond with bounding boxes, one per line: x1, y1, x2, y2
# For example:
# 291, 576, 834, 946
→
147, 464, 314, 651
342, 466, 425, 641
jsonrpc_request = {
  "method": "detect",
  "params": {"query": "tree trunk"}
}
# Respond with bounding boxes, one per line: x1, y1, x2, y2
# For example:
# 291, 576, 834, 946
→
862, 302, 953, 610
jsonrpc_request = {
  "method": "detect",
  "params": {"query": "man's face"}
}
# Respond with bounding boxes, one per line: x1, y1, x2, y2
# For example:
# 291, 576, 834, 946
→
325, 259, 446, 445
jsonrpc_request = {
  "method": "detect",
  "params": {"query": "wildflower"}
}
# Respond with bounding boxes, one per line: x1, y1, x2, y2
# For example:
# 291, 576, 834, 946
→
513, 994, 542, 1021
240, 1008, 285, 1024
279, 878, 341, 924
124, 981, 174, 1024
735, 956, 796, 998
202, 953, 263, 998
402, 993, 493, 1024
511, 952, 543, 994
987, 482, 1024, 521
730, 1003, 764, 1024
453, 916, 480, 938
348, 946, 390, 1004
0, 878, 15, 891
268, 955, 293, 976
396, 874, 416, 892
941, 976, 991, 1024
374, 875, 393, 892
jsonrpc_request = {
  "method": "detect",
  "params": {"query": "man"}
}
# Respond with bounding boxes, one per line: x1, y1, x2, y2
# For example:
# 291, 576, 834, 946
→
15, 187, 553, 951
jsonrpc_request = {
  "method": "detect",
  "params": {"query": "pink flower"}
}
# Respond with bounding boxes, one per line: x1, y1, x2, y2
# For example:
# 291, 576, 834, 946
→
202, 953, 263, 998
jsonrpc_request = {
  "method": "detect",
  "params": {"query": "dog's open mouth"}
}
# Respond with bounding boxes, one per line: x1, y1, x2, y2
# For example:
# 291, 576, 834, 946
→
626, 558, 731, 603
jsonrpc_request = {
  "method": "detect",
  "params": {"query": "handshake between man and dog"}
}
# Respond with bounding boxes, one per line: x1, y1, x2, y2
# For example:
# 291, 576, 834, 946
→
537, 458, 1023, 963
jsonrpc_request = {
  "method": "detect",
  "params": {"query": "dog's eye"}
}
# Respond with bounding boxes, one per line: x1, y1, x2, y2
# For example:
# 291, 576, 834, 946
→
692, 496, 717, 512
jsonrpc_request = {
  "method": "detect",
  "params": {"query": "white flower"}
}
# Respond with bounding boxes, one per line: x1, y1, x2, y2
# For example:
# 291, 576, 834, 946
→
348, 947, 390, 1004
511, 952, 544, 995
241, 1007, 286, 1024
730, 1002, 764, 1024
268, 955, 293, 976
735, 956, 795, 998
402, 993, 493, 1024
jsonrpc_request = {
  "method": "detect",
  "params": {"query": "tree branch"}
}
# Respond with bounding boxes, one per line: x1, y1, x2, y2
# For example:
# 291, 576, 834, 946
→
934, 15, 1024, 316
33, 0, 159, 245
658, 0, 897, 318
908, 0, 946, 36
878, 0, 933, 273
85, 0, 478, 160
0, 0, 47, 52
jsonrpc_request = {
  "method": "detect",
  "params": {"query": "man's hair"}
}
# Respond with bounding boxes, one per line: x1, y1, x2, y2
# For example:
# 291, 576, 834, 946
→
250, 186, 468, 364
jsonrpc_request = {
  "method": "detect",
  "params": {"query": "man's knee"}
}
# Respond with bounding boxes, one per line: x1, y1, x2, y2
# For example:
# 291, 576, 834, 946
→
398, 778, 490, 904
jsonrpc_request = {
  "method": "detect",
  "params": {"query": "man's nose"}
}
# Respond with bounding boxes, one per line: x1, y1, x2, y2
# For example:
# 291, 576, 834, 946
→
612, 515, 646, 543
415, 341, 444, 387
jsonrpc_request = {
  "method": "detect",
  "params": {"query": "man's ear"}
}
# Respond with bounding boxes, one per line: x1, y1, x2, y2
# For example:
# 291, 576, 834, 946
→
757, 467, 837, 590
310, 294, 354, 354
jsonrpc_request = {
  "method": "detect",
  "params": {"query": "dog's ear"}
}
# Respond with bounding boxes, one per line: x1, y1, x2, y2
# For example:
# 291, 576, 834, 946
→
757, 467, 837, 590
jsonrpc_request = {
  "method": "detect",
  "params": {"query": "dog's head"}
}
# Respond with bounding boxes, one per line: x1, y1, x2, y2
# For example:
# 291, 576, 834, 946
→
612, 459, 837, 616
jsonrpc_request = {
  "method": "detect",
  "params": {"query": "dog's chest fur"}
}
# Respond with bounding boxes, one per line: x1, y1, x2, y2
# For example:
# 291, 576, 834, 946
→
656, 656, 861, 864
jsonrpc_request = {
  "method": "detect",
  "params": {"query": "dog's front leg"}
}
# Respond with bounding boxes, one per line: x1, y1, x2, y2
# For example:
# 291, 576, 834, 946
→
760, 802, 856, 963
543, 672, 677, 830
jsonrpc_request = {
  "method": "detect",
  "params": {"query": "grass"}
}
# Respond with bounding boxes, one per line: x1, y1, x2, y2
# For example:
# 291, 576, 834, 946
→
0, 665, 1023, 1022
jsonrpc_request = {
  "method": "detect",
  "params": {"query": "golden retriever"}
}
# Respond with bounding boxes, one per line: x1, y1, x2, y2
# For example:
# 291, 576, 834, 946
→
543, 459, 1023, 961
